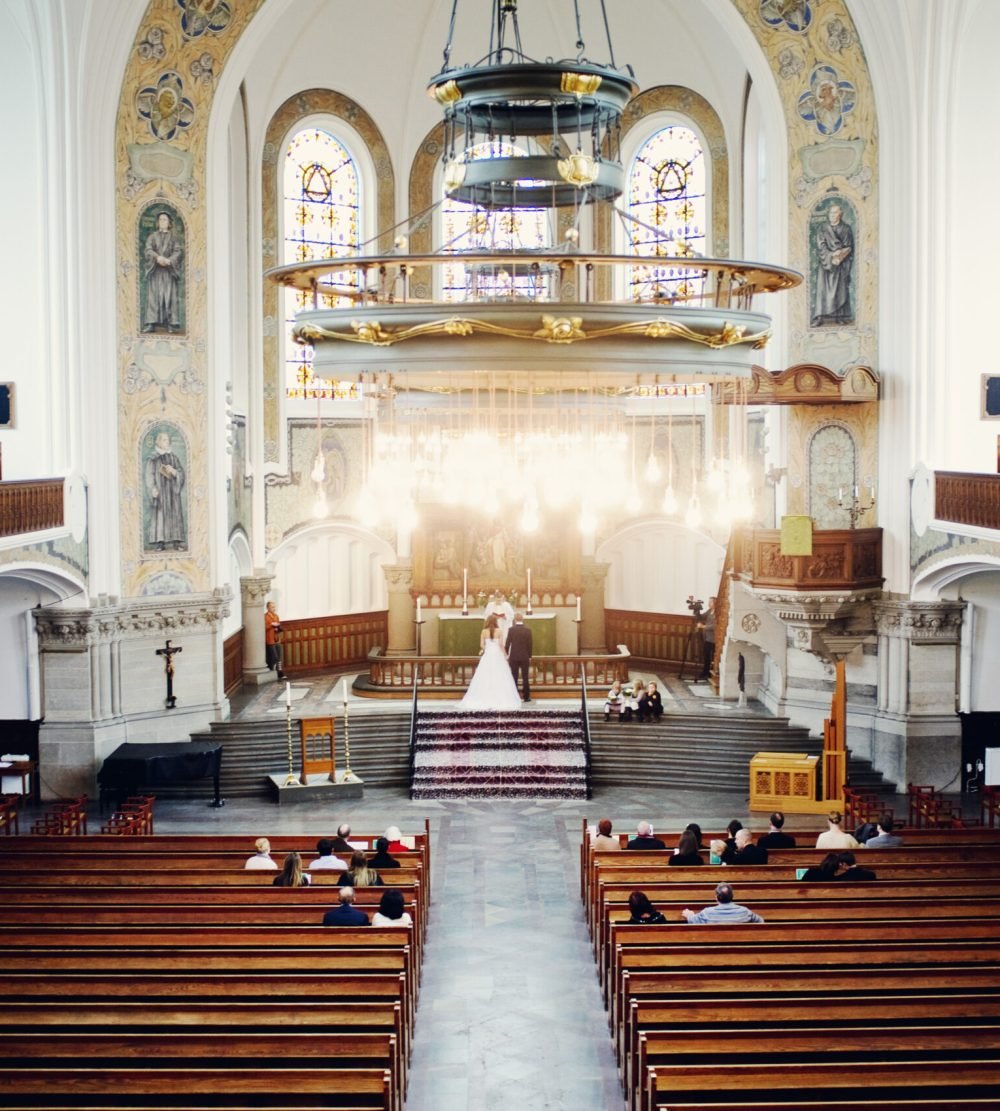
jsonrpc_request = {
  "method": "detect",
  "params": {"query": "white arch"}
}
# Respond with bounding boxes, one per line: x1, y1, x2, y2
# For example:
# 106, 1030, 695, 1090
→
265, 521, 395, 619
597, 517, 725, 614
912, 554, 1000, 600
223, 529, 253, 639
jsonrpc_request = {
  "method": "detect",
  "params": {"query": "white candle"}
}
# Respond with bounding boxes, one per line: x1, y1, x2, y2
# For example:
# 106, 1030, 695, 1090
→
285, 681, 291, 707
838, 487, 843, 501
576, 596, 582, 621
526, 567, 531, 601
342, 678, 349, 706
869, 485, 875, 499
853, 485, 859, 498
416, 597, 422, 622
462, 568, 468, 609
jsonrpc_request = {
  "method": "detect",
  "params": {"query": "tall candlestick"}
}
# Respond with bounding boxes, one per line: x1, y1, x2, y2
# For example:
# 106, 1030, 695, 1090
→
576, 596, 582, 621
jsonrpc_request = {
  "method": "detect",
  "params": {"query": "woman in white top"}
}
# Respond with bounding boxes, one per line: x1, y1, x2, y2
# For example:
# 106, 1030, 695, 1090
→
815, 810, 860, 850
245, 836, 278, 870
371, 888, 412, 927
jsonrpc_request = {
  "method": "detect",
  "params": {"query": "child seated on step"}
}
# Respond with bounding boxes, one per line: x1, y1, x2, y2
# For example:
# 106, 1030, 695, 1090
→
604, 680, 626, 721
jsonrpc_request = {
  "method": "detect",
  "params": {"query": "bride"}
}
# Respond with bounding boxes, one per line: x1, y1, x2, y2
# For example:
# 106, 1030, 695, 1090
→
460, 613, 522, 711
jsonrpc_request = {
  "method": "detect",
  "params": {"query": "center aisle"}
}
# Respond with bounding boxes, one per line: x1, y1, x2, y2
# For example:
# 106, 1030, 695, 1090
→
406, 801, 625, 1111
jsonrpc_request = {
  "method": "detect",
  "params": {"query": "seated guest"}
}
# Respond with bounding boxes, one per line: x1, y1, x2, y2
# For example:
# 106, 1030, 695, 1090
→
723, 819, 743, 858
372, 888, 412, 927
273, 850, 311, 886
308, 838, 347, 872
758, 811, 796, 849
331, 823, 355, 854
337, 850, 383, 888
800, 851, 842, 882
627, 820, 666, 851
623, 678, 643, 722
685, 822, 704, 848
384, 825, 410, 853
681, 882, 764, 924
709, 839, 727, 865
723, 827, 768, 866
628, 890, 668, 924
816, 810, 860, 850
591, 818, 622, 851
861, 815, 903, 849
837, 851, 876, 883
244, 837, 278, 871
369, 837, 401, 870
603, 680, 626, 721
322, 886, 370, 927
669, 829, 704, 866
637, 681, 664, 722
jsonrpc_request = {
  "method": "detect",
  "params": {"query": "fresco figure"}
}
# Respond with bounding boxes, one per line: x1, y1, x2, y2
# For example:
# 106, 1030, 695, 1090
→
142, 211, 183, 332
811, 202, 854, 327
145, 429, 186, 550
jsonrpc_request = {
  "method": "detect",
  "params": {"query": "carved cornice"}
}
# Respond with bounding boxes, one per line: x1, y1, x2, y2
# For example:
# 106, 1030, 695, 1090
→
717, 363, 879, 405
581, 560, 610, 589
872, 600, 964, 643
35, 590, 232, 650
383, 564, 414, 592
754, 588, 881, 662
240, 575, 274, 605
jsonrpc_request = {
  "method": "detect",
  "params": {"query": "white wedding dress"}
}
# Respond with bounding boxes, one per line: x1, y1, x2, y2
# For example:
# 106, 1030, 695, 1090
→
460, 636, 522, 711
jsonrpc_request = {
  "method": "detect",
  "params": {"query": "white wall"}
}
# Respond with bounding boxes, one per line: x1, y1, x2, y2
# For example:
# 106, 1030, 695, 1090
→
944, 570, 1000, 712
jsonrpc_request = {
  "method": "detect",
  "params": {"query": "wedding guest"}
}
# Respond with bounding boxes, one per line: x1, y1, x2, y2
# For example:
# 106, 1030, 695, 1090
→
244, 837, 278, 871
628, 890, 667, 924
591, 818, 622, 851
331, 823, 355, 854
372, 888, 412, 927
758, 811, 796, 850
723, 819, 743, 858
369, 837, 401, 870
669, 829, 704, 866
860, 816, 903, 849
685, 823, 704, 848
722, 827, 768, 866
384, 826, 409, 853
682, 883, 764, 924
604, 680, 626, 721
637, 681, 663, 722
816, 810, 860, 850
272, 850, 311, 886
837, 851, 876, 883
623, 677, 642, 722
800, 851, 841, 882
308, 838, 347, 872
627, 820, 666, 851
337, 850, 383, 888
322, 887, 369, 927
708, 839, 727, 865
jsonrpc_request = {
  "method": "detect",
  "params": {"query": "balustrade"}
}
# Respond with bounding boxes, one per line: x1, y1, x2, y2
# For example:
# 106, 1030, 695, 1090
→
0, 478, 64, 538
281, 611, 388, 674
935, 470, 1000, 532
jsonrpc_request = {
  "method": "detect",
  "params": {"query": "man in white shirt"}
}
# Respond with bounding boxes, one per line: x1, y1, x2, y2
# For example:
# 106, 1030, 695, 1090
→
308, 838, 348, 871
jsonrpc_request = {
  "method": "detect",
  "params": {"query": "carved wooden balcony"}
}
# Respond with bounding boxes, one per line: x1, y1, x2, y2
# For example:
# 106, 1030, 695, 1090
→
0, 479, 64, 538
735, 527, 883, 592
935, 471, 1000, 532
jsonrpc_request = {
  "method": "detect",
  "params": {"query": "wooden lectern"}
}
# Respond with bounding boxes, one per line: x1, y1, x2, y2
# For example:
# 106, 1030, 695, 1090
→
299, 717, 336, 785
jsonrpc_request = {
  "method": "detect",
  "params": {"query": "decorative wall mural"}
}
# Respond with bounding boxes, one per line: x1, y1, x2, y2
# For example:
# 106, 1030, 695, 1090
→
759, 0, 813, 34
139, 203, 185, 334
142, 422, 188, 553
135, 71, 195, 140
809, 194, 855, 328
807, 422, 855, 528
176, 0, 232, 39
797, 65, 856, 136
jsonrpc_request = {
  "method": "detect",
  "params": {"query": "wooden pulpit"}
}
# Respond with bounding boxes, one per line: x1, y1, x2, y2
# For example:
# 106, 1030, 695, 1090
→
299, 717, 336, 785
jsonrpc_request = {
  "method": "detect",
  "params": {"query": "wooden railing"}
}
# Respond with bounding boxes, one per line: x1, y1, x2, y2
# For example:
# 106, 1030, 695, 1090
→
734, 527, 883, 591
222, 629, 243, 697
935, 470, 1000, 531
282, 610, 388, 673
0, 478, 64, 537
603, 609, 694, 665
367, 646, 629, 695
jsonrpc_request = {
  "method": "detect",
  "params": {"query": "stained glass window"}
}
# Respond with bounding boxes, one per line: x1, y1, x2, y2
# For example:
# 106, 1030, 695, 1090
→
282, 127, 361, 400
440, 143, 552, 302
626, 125, 707, 303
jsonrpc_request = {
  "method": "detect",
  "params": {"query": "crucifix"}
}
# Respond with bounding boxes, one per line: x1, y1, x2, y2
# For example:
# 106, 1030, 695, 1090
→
156, 639, 183, 709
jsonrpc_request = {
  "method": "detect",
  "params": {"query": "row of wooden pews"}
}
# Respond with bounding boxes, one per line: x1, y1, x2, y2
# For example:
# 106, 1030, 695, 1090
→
582, 817, 1000, 1111
0, 823, 431, 1110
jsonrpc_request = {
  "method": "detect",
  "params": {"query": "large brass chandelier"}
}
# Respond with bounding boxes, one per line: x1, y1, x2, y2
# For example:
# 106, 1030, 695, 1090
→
268, 0, 798, 384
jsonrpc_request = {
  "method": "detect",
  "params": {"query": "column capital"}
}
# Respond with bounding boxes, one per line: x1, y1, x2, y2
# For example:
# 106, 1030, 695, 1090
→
383, 563, 414, 593
872, 599, 964, 643
240, 574, 274, 606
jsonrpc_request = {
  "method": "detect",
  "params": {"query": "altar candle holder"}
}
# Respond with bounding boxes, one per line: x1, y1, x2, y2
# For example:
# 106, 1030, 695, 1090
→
415, 618, 425, 658
283, 700, 298, 786
342, 695, 355, 782
837, 485, 876, 529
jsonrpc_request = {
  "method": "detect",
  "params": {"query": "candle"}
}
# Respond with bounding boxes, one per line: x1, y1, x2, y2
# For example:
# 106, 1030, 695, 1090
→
853, 485, 859, 498
342, 678, 348, 703
462, 567, 468, 611
838, 487, 843, 502
526, 567, 531, 602
869, 485, 875, 500
285, 681, 291, 707
576, 597, 582, 621
416, 597, 422, 622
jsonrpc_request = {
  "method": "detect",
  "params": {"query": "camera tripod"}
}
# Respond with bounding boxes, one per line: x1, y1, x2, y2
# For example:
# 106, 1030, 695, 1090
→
677, 612, 706, 682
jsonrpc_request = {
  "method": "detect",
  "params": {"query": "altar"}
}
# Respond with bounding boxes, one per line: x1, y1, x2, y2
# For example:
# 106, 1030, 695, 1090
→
437, 612, 557, 656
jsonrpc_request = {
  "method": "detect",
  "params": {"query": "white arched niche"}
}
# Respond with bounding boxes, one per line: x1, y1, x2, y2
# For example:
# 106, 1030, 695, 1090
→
223, 529, 253, 639
266, 522, 395, 619
597, 518, 725, 614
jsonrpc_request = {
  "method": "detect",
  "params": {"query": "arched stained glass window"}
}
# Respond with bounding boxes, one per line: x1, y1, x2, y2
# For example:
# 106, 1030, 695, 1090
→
626, 125, 707, 303
440, 143, 552, 302
282, 127, 361, 399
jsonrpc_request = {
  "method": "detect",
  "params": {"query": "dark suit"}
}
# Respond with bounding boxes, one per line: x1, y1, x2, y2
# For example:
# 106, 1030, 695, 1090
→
627, 835, 667, 851
505, 622, 533, 701
758, 830, 796, 849
322, 903, 370, 926
723, 843, 769, 866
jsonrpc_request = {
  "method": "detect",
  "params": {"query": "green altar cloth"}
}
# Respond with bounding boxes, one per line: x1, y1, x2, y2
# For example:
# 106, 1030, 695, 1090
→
437, 612, 557, 656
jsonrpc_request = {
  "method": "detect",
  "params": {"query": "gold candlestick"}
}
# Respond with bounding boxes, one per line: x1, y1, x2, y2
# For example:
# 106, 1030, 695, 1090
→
283, 700, 297, 786
342, 698, 355, 782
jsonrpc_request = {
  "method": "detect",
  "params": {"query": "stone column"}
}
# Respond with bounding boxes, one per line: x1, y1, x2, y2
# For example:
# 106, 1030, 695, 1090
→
240, 573, 274, 686
580, 558, 610, 653
384, 563, 415, 654
871, 599, 965, 789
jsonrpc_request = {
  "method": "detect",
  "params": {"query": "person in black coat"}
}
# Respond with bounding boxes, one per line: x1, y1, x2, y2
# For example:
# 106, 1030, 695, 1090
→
722, 828, 768, 865
801, 852, 841, 882
322, 887, 370, 926
758, 811, 797, 849
628, 890, 667, 924
837, 851, 876, 883
369, 836, 401, 871
627, 820, 667, 850
669, 829, 704, 866
637, 681, 664, 722
505, 614, 533, 701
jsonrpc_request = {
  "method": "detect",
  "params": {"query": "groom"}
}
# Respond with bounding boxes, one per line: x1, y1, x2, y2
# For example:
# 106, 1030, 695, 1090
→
506, 612, 533, 702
